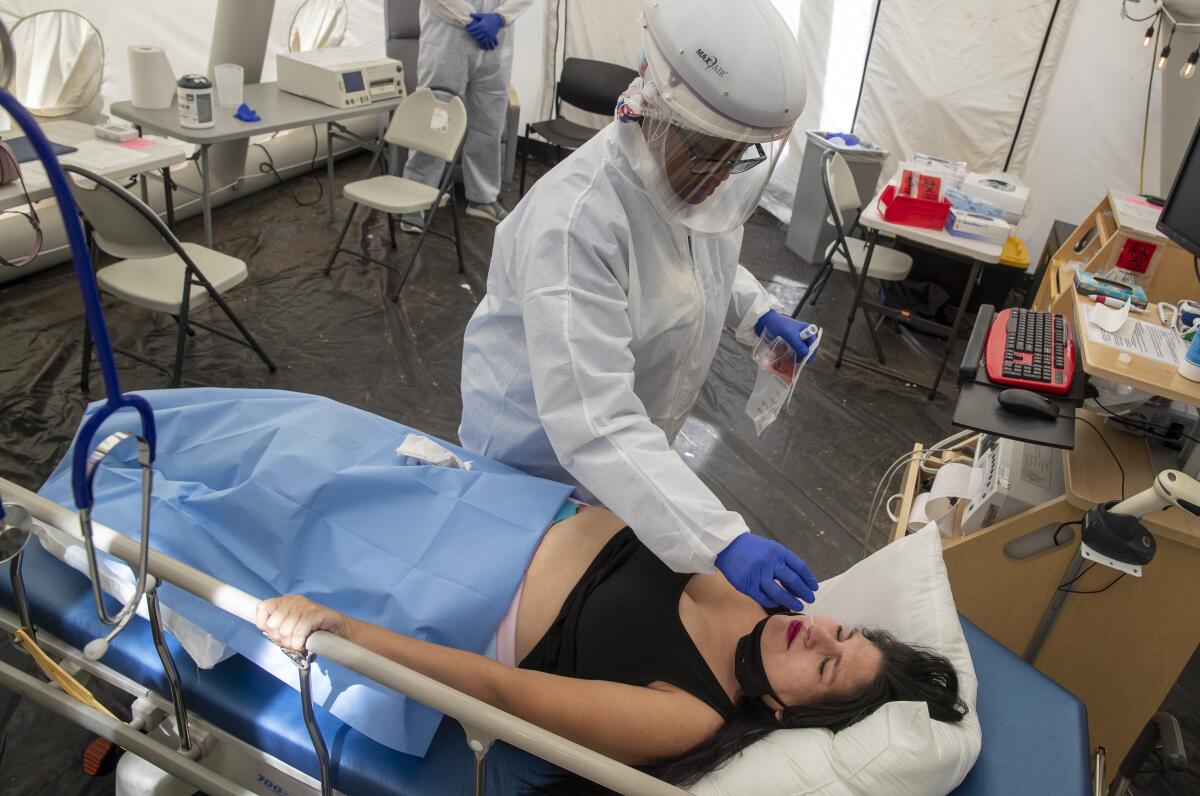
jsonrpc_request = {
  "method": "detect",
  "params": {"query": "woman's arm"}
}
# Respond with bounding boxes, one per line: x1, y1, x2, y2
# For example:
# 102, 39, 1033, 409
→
257, 596, 722, 765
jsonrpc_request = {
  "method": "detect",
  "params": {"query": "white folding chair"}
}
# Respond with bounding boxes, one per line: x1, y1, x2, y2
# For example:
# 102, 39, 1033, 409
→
65, 165, 275, 390
325, 88, 468, 301
792, 149, 914, 363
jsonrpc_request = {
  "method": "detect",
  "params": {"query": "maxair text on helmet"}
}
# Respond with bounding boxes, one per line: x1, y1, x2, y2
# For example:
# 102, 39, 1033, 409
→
695, 48, 727, 78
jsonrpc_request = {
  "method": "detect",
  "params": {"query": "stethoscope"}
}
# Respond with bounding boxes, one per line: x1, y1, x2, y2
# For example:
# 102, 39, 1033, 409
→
0, 23, 155, 659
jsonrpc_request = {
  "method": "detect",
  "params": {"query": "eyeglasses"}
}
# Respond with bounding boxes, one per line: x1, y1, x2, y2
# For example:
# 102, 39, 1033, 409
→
672, 126, 767, 175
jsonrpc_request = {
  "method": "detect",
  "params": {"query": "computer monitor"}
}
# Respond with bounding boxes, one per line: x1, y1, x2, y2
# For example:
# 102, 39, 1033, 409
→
1157, 115, 1200, 258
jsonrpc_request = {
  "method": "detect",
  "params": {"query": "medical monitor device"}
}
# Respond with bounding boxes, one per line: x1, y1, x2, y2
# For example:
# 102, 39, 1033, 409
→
277, 48, 405, 109
961, 435, 1064, 534
1157, 115, 1200, 258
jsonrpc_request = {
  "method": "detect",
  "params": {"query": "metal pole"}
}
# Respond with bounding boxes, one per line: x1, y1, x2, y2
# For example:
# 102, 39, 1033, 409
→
8, 554, 34, 638
200, 145, 214, 248
290, 651, 332, 796
1024, 548, 1087, 663
326, 124, 335, 219
146, 579, 192, 752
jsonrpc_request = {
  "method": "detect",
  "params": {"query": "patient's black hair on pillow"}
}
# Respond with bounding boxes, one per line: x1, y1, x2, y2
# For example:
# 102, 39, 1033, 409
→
528, 628, 966, 794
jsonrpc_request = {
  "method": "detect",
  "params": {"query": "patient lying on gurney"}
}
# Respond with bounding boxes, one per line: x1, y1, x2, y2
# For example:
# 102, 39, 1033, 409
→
259, 505, 967, 791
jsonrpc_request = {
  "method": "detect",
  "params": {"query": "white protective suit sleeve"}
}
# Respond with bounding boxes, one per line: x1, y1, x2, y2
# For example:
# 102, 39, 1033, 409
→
494, 0, 536, 23
727, 264, 784, 347
423, 0, 472, 26
519, 217, 749, 574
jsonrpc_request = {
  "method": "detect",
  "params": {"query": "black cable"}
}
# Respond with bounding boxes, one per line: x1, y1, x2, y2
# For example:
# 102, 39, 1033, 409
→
1060, 571, 1126, 595
1193, 254, 1199, 286
1123, 1, 1162, 23
1076, 416, 1125, 499
1006, 0, 1062, 171
851, 0, 884, 132
1057, 561, 1096, 590
1053, 520, 1081, 546
251, 126, 323, 207
1091, 395, 1200, 444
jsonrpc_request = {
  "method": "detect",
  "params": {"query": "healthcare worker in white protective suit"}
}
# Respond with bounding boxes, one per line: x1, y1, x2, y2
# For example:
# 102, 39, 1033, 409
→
401, 0, 531, 230
460, 0, 822, 611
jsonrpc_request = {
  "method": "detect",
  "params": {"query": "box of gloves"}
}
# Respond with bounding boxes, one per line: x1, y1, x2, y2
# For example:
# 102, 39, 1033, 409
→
959, 172, 1029, 224
945, 207, 1012, 246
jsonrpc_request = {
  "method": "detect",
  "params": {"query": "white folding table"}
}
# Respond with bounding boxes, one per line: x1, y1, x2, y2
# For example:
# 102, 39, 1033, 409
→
835, 187, 1009, 399
111, 83, 404, 247
3, 120, 185, 216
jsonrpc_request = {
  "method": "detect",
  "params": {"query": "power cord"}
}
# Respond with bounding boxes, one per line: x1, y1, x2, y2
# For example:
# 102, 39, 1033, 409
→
252, 125, 324, 207
1075, 416, 1126, 499
1060, 571, 1126, 595
1090, 394, 1199, 444
1053, 520, 1081, 546
1193, 254, 1199, 286
1122, 0, 1162, 23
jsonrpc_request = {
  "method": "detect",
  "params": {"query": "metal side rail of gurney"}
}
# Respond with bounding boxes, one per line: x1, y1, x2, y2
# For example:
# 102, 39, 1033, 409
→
0, 478, 685, 796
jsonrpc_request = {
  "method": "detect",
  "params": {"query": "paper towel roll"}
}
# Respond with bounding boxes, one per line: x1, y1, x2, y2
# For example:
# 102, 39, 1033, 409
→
128, 46, 176, 110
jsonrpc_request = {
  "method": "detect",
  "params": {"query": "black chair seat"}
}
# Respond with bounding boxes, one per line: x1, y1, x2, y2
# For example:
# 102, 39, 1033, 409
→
529, 117, 601, 150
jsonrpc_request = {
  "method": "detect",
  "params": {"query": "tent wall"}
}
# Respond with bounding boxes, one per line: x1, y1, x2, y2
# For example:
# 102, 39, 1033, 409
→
853, 1, 1075, 182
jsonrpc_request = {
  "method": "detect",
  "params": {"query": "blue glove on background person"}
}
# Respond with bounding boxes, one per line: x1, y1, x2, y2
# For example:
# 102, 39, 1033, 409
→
755, 309, 818, 360
467, 12, 503, 50
715, 532, 819, 612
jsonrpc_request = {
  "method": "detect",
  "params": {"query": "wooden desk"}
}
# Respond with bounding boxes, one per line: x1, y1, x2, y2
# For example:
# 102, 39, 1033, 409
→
1069, 291, 1200, 407
893, 414, 1200, 777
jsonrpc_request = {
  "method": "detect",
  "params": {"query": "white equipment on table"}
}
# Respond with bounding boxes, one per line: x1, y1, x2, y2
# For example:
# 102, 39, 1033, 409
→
961, 435, 1064, 534
277, 48, 405, 109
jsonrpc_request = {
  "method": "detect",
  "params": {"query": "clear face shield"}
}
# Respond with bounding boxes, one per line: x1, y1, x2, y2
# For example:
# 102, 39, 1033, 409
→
629, 63, 791, 236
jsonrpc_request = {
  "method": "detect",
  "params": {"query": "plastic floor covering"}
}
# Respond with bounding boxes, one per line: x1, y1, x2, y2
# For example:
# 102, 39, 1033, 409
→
0, 153, 1194, 795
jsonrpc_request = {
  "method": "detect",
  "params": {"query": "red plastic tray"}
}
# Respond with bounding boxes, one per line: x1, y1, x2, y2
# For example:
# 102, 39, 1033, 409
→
877, 184, 952, 230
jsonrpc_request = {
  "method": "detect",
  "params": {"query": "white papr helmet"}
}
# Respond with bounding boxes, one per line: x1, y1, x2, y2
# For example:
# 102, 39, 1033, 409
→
631, 0, 807, 235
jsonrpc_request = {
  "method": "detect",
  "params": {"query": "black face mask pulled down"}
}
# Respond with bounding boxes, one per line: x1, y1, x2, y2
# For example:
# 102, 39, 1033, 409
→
734, 614, 788, 710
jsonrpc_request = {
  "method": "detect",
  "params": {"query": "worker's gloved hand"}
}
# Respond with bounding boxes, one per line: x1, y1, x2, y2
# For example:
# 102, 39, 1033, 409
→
715, 532, 819, 612
755, 309, 818, 360
467, 12, 504, 50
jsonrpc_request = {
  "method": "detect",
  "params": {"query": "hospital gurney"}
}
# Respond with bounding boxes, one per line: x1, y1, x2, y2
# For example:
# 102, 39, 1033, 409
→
0, 473, 1098, 796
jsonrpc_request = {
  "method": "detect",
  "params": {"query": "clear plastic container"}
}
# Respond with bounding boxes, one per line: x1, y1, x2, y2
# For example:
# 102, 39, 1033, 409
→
214, 63, 244, 109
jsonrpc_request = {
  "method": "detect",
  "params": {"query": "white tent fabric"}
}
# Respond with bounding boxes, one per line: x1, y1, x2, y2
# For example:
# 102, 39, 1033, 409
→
10, 10, 105, 117
854, 1, 1076, 182
760, 0, 874, 222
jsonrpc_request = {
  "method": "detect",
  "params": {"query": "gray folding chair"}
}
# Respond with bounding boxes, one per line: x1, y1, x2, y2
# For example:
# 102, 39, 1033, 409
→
65, 165, 276, 390
325, 88, 468, 301
792, 149, 913, 363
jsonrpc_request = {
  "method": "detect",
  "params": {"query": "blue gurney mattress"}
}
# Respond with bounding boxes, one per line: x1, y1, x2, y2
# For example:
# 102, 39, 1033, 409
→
0, 541, 1092, 795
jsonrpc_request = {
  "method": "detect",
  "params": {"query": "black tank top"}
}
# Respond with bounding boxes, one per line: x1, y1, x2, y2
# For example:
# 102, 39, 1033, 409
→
519, 527, 736, 719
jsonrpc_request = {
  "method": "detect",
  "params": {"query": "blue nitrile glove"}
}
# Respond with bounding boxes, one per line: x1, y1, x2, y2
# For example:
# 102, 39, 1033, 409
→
755, 309, 818, 359
715, 532, 819, 612
467, 12, 503, 50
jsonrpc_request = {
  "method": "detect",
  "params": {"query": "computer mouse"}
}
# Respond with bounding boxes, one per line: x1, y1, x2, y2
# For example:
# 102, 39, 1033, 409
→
997, 388, 1059, 421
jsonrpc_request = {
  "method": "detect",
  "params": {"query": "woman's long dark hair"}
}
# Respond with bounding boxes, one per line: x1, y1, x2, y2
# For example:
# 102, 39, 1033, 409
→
529, 628, 967, 794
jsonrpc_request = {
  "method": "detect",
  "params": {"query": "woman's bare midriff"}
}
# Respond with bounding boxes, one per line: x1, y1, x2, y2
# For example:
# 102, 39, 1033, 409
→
514, 506, 628, 663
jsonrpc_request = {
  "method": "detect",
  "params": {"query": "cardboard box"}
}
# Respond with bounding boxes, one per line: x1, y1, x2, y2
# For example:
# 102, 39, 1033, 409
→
946, 207, 1012, 245
960, 172, 1029, 224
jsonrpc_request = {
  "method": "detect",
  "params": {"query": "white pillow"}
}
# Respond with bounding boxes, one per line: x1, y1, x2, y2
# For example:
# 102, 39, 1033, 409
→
693, 524, 981, 796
